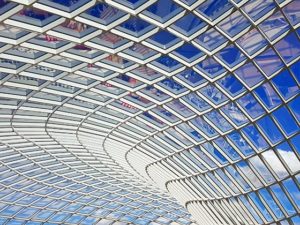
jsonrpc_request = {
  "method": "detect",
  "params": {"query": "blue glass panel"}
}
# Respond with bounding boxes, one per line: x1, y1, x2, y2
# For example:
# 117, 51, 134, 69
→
142, 111, 164, 125
155, 56, 180, 68
192, 146, 218, 168
259, 10, 290, 42
236, 161, 263, 188
238, 195, 263, 223
6, 220, 23, 225
121, 17, 152, 33
200, 85, 228, 105
227, 131, 255, 157
290, 60, 300, 83
216, 45, 246, 68
270, 184, 296, 216
282, 178, 300, 210
174, 43, 203, 60
128, 43, 154, 57
262, 149, 289, 179
254, 48, 284, 78
190, 117, 218, 138
145, 0, 184, 22
121, 215, 137, 222
254, 82, 282, 110
19, 8, 53, 20
237, 28, 267, 56
276, 141, 300, 173
283, 0, 300, 27
65, 215, 85, 223
259, 188, 284, 219
249, 192, 273, 222
242, 124, 269, 151
205, 110, 233, 133
166, 100, 194, 118
81, 217, 98, 224
172, 13, 205, 35
221, 103, 249, 126
215, 169, 240, 194
214, 137, 241, 161
155, 107, 179, 122
0, 206, 22, 217
272, 69, 299, 100
0, 0, 9, 7
160, 78, 185, 92
273, 106, 299, 136
178, 69, 205, 86
16, 208, 39, 219
274, 32, 300, 64
85, 3, 125, 21
183, 93, 210, 112
143, 85, 169, 101
218, 10, 250, 37
218, 74, 245, 97
234, 62, 265, 88
34, 210, 54, 220
149, 30, 178, 46
202, 142, 228, 165
195, 57, 225, 79
249, 155, 275, 184
288, 96, 300, 122
257, 115, 284, 144
238, 93, 265, 119
135, 218, 151, 225
196, 0, 233, 21
195, 28, 227, 51
292, 216, 300, 225
50, 212, 70, 222
26, 222, 42, 225
242, 0, 275, 22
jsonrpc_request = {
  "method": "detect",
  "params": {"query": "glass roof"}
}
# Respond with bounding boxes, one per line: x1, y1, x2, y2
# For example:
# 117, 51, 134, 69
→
0, 0, 299, 225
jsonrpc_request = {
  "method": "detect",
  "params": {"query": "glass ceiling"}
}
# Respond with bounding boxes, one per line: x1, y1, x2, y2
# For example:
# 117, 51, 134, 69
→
0, 0, 299, 224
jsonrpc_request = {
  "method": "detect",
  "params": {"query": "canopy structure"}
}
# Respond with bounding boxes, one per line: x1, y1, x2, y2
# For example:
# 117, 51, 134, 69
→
0, 0, 299, 224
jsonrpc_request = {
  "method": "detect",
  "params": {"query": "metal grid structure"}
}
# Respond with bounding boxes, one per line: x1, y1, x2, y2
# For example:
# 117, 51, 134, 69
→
0, 0, 299, 224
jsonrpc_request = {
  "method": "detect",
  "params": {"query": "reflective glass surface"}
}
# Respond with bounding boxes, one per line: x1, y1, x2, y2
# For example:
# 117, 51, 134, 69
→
0, 0, 299, 225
